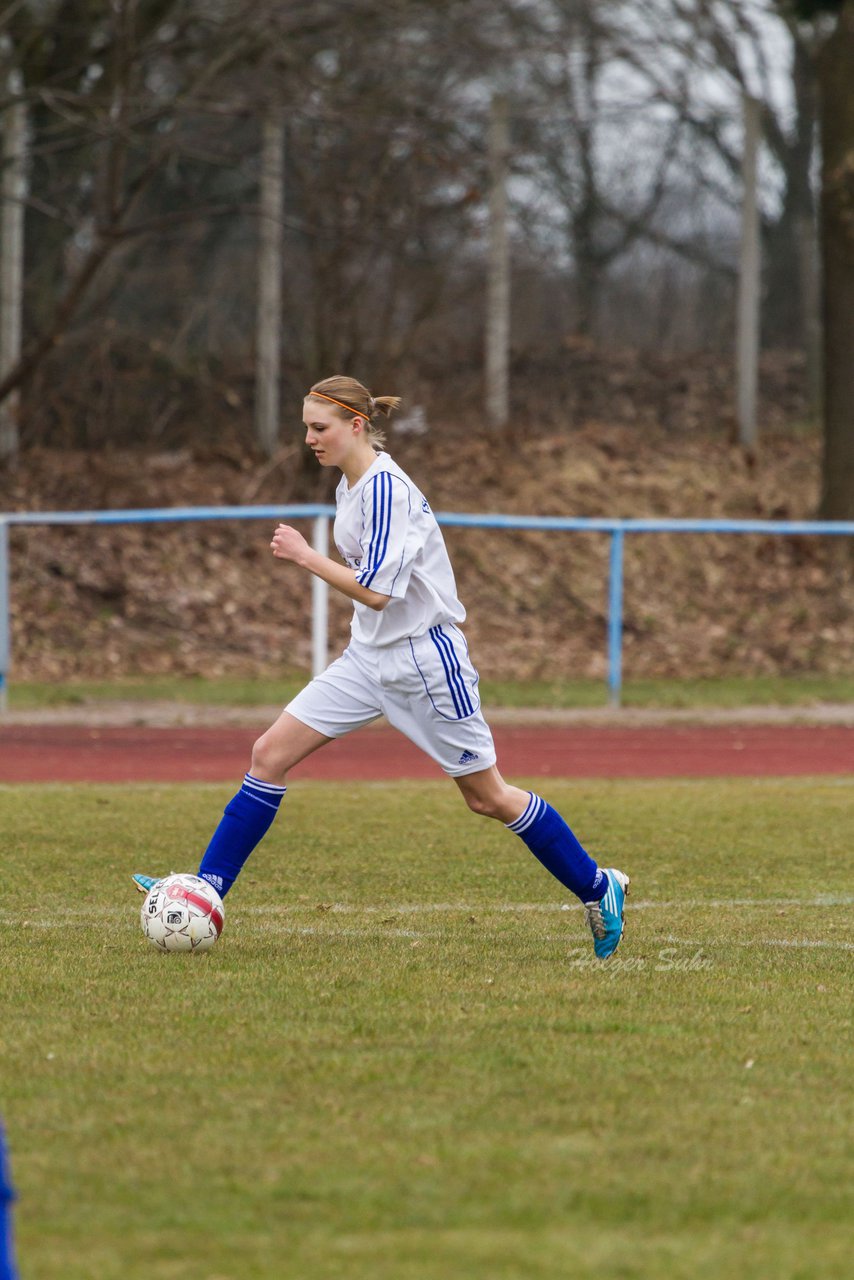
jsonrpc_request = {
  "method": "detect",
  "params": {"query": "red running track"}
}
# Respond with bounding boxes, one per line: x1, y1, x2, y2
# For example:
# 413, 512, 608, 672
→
0, 724, 852, 782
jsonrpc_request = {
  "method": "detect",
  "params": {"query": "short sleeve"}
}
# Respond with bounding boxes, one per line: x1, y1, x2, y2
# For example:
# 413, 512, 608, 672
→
356, 472, 421, 598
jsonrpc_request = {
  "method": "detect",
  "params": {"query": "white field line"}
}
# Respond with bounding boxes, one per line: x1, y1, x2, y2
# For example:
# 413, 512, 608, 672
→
250, 896, 854, 914
4, 913, 852, 949
235, 925, 854, 950
1, 894, 851, 926
250, 924, 430, 940
2, 894, 852, 952
242, 896, 854, 921
660, 934, 854, 952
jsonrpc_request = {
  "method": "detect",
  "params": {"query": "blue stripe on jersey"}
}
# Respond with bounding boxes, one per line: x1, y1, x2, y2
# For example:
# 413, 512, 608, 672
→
436, 625, 474, 715
375, 472, 392, 583
355, 475, 376, 586
375, 473, 394, 579
429, 625, 473, 718
357, 474, 382, 586
359, 472, 392, 588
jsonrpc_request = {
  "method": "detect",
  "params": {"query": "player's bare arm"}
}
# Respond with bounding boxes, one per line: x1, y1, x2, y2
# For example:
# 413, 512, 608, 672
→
270, 523, 390, 612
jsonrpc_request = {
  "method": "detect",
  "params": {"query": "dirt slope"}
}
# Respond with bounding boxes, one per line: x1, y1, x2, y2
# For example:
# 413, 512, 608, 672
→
4, 414, 851, 684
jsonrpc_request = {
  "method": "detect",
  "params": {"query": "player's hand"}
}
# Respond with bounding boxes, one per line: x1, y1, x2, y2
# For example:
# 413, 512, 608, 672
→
270, 524, 309, 564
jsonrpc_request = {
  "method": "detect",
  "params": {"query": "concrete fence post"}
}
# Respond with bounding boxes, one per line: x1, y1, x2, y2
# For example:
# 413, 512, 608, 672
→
311, 515, 329, 677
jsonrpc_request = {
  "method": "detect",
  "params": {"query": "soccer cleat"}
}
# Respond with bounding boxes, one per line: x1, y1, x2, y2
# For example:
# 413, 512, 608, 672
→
132, 873, 164, 895
584, 869, 630, 959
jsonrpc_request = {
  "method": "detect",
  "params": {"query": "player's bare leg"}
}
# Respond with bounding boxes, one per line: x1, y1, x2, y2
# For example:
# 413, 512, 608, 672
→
456, 763, 629, 959
454, 765, 530, 824
249, 710, 332, 785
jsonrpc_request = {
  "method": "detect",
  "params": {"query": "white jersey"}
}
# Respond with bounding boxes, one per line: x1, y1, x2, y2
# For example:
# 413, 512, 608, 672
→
333, 452, 465, 647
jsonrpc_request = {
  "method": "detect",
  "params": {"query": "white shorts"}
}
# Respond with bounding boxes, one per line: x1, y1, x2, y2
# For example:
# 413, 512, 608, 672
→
285, 627, 497, 777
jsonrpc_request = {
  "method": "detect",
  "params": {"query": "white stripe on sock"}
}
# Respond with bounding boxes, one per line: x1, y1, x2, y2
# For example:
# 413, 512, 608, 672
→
505, 792, 535, 832
507, 793, 545, 836
244, 773, 287, 795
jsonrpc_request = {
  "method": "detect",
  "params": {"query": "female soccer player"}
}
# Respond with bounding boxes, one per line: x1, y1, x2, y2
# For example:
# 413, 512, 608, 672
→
134, 376, 629, 958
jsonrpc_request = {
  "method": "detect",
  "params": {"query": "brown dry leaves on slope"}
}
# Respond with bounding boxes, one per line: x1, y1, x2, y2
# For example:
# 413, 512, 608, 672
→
3, 411, 851, 684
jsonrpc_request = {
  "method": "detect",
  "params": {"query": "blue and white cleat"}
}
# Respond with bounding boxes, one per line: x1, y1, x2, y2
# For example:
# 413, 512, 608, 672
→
584, 869, 630, 959
132, 873, 164, 895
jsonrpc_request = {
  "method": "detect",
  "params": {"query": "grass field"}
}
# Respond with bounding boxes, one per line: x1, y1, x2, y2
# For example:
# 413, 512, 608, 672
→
1, 778, 852, 1279
7, 671, 854, 711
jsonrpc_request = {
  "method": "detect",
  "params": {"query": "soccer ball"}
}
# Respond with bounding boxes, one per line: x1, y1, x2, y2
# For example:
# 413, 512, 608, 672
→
140, 874, 225, 953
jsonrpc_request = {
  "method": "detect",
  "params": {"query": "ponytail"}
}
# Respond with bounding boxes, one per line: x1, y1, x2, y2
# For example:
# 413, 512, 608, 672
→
371, 395, 402, 419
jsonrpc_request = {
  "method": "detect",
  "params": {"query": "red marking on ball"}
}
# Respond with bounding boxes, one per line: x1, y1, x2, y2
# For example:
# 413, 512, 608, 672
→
165, 882, 224, 937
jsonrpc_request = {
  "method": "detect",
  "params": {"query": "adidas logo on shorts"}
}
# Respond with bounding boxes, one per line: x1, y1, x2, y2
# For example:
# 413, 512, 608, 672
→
458, 750, 480, 766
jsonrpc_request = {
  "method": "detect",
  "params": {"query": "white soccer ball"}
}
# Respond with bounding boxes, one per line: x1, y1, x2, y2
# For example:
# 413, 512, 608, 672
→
140, 874, 225, 953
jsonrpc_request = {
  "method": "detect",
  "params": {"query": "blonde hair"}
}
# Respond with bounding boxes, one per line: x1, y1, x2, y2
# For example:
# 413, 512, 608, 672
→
306, 376, 401, 450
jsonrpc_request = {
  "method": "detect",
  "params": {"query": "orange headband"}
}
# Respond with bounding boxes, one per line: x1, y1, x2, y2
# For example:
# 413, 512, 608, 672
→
307, 390, 372, 419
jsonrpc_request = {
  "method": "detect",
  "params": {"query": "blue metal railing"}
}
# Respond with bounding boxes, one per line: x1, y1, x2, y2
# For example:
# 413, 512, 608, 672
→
2, 505, 853, 711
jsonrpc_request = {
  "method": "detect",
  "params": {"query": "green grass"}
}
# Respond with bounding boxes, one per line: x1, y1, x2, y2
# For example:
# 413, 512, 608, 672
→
7, 671, 854, 711
5, 674, 310, 710
1, 778, 852, 1279
483, 673, 854, 709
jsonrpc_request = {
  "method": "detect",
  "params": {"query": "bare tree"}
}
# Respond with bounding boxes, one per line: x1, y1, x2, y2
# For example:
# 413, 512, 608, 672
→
278, 3, 492, 382
0, 0, 448, 454
616, 0, 821, 348
794, 0, 854, 519
504, 1, 687, 338
0, 2, 262, 417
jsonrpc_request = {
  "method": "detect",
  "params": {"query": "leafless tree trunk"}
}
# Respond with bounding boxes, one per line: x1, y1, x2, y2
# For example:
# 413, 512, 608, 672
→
485, 92, 510, 428
255, 110, 284, 459
817, 1, 854, 519
762, 26, 820, 350
736, 95, 761, 453
0, 72, 26, 462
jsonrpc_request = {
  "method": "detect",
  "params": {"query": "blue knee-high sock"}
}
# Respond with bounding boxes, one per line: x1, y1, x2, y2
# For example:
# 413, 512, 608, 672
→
197, 773, 286, 898
506, 792, 606, 903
